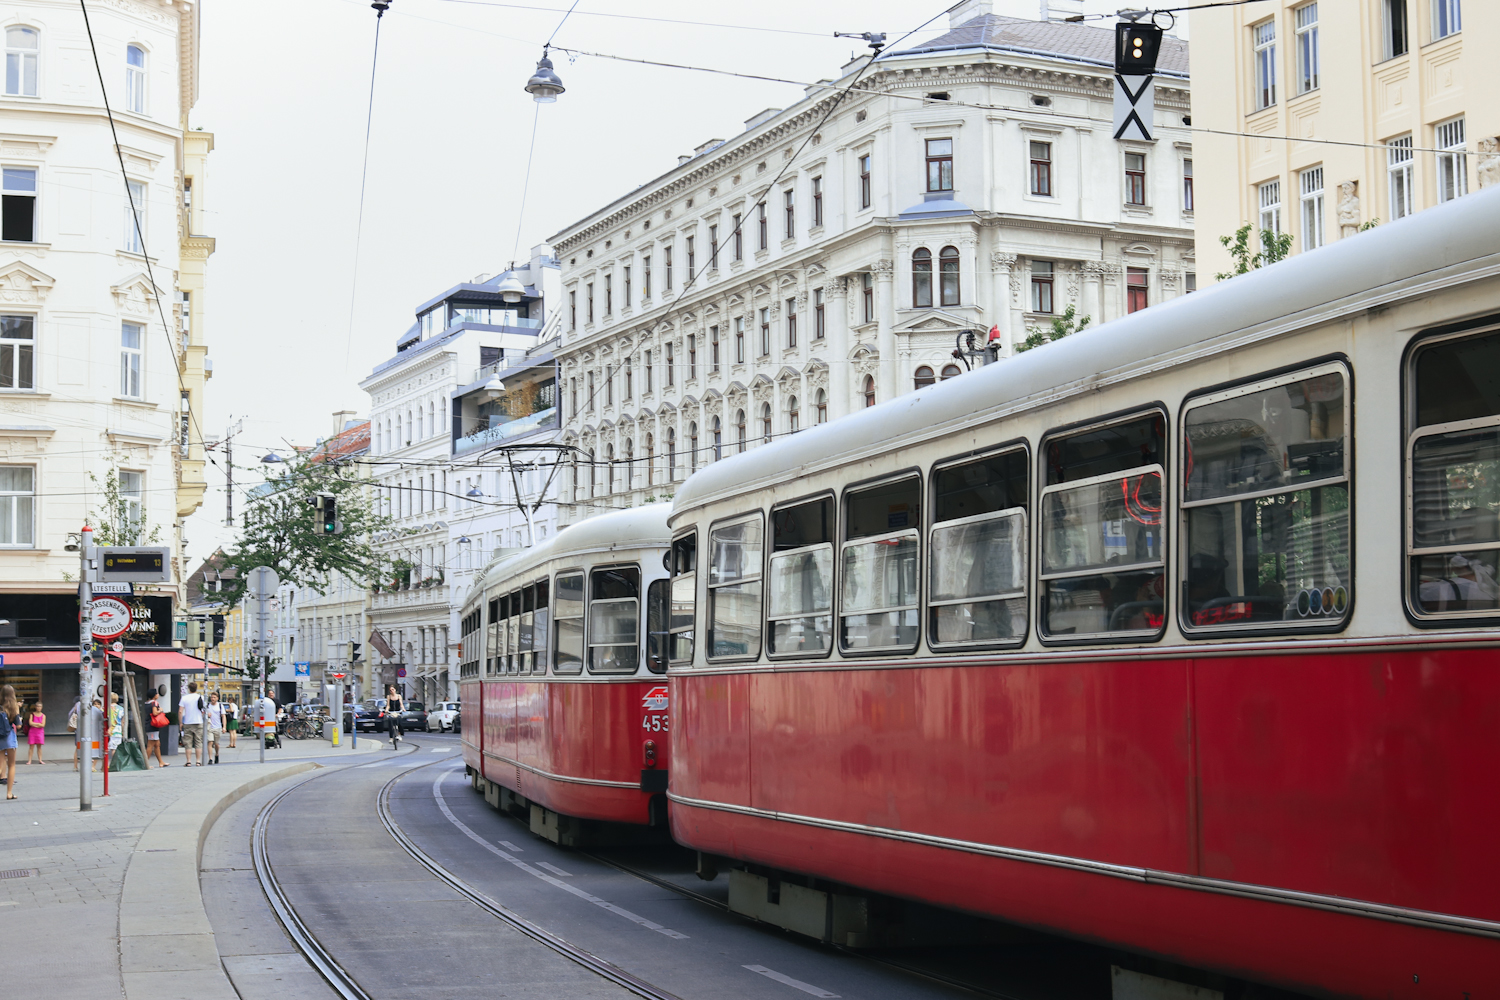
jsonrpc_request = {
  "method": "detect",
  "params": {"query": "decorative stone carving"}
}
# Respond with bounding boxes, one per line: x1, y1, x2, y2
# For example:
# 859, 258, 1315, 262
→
0, 263, 55, 304
1159, 267, 1180, 290
1478, 138, 1500, 189
1064, 261, 1081, 300
990, 251, 1018, 270
1337, 180, 1361, 239
872, 259, 894, 278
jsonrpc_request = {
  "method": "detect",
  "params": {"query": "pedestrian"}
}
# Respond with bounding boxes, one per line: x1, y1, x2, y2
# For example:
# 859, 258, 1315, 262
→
206, 692, 224, 765
107, 691, 123, 760
25, 702, 45, 765
145, 691, 167, 767
179, 682, 205, 766
69, 698, 81, 771
89, 698, 104, 772
226, 698, 238, 748
1, 685, 19, 798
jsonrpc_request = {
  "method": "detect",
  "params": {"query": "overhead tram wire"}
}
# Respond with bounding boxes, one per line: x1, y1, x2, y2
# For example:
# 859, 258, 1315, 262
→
342, 0, 392, 379
428, 0, 830, 38
567, 3, 966, 423
78, 0, 213, 466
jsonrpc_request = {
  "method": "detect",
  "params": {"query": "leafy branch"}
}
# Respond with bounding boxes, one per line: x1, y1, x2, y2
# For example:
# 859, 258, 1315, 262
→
1216, 224, 1294, 281
85, 466, 161, 547
1016, 304, 1091, 353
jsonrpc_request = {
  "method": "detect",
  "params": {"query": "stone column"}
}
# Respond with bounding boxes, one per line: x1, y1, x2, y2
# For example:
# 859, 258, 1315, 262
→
874, 258, 895, 398
990, 251, 1016, 351
1082, 262, 1108, 325
827, 277, 851, 420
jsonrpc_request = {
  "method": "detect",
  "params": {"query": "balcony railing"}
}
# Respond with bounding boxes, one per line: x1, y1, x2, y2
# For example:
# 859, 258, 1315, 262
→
453, 407, 558, 456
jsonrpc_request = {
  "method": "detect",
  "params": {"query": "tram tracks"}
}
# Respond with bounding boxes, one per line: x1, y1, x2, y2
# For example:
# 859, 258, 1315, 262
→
249, 744, 683, 1000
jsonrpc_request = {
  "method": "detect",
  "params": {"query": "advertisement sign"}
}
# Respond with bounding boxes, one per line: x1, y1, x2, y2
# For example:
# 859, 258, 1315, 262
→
86, 598, 132, 640
294, 661, 311, 677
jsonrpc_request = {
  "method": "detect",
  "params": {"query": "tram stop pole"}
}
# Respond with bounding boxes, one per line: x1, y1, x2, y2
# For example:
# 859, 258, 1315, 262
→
77, 526, 94, 811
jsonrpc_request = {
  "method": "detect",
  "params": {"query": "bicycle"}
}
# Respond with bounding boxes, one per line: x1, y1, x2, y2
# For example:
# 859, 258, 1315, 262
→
285, 717, 318, 740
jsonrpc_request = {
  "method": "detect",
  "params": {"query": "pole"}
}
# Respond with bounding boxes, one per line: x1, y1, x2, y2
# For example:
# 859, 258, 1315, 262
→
102, 651, 110, 796
78, 526, 93, 811
224, 423, 233, 527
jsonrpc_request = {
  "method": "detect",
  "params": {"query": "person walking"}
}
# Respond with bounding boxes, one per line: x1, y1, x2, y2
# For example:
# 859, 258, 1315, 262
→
1, 685, 19, 798
69, 698, 81, 771
386, 684, 404, 749
206, 693, 224, 764
144, 691, 167, 767
179, 682, 205, 766
226, 698, 239, 748
24, 702, 44, 765
107, 692, 123, 763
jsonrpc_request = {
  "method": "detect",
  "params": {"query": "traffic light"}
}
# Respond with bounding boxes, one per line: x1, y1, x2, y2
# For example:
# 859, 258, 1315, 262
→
1115, 21, 1163, 75
192, 619, 209, 646
211, 615, 225, 647
313, 492, 337, 534
349, 641, 362, 662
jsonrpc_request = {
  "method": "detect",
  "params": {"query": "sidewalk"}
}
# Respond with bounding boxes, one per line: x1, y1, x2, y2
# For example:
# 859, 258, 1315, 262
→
0, 732, 381, 1000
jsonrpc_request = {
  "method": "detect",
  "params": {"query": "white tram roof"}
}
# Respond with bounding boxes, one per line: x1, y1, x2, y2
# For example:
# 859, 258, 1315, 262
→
475, 503, 672, 594
672, 185, 1500, 520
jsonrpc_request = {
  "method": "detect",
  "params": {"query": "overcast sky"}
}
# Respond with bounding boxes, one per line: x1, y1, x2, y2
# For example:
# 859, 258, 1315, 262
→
183, 0, 1141, 558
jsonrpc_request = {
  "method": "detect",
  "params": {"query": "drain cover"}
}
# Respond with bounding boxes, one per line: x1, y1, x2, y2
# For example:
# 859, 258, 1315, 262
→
0, 869, 35, 879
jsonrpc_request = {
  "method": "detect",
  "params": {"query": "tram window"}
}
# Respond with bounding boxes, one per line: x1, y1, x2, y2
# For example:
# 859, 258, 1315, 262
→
708, 516, 762, 659
646, 579, 670, 673
841, 478, 920, 652
534, 578, 550, 673
553, 573, 584, 674
1408, 328, 1500, 617
508, 590, 522, 673
520, 585, 536, 673
768, 497, 834, 655
1183, 365, 1350, 631
930, 449, 1029, 647
670, 533, 696, 664
1041, 413, 1165, 639
487, 597, 501, 675
589, 566, 640, 673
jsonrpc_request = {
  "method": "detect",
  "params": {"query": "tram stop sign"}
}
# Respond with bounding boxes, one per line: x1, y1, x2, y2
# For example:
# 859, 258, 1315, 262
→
331, 671, 346, 680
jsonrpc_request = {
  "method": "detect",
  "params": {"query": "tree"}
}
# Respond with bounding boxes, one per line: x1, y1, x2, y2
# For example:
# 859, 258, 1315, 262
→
1216, 224, 1293, 281
1016, 303, 1091, 353
217, 454, 391, 608
85, 466, 161, 546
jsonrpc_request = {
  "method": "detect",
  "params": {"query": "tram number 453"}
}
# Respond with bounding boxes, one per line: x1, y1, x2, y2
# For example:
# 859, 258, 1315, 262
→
643, 713, 669, 732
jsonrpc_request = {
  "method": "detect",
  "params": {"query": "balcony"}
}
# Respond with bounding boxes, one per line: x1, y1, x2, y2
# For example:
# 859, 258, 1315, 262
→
453, 406, 558, 456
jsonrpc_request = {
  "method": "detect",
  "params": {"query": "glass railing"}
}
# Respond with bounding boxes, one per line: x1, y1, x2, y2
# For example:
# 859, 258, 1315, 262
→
453, 406, 558, 455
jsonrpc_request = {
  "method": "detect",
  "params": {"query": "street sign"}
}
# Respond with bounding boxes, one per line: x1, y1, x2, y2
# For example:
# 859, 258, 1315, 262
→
86, 598, 132, 640
99, 547, 171, 583
396, 666, 407, 678
294, 661, 310, 677
110, 641, 124, 653
331, 672, 346, 680
92, 582, 133, 596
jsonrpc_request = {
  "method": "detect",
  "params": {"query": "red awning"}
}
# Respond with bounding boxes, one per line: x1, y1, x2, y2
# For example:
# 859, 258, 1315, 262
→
119, 650, 222, 674
0, 650, 81, 670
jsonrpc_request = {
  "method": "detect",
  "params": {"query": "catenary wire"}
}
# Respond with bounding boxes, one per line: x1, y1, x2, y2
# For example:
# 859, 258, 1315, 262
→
431, 0, 832, 38
343, 5, 390, 380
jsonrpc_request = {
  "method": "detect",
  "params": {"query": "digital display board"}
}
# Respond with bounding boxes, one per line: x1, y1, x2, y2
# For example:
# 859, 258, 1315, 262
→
98, 547, 171, 583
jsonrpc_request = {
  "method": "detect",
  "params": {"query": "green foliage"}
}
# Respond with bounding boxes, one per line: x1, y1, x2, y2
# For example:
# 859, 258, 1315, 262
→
1016, 304, 1091, 353
218, 455, 391, 608
1216, 224, 1294, 281
85, 467, 161, 546
1359, 218, 1380, 231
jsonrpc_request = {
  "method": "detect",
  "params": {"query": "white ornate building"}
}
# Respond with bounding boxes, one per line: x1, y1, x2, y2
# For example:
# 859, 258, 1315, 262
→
552, 0, 1194, 518
0, 0, 212, 712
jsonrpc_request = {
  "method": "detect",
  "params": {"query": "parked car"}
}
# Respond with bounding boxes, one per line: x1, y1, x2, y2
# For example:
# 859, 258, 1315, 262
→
428, 701, 460, 732
344, 700, 386, 733
399, 701, 429, 732
451, 707, 461, 734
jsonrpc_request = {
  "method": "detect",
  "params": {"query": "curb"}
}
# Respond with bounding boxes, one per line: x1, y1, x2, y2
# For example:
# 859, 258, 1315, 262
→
119, 762, 321, 1000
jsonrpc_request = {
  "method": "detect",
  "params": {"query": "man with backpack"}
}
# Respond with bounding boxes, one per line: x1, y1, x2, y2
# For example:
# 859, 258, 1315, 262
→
179, 682, 206, 766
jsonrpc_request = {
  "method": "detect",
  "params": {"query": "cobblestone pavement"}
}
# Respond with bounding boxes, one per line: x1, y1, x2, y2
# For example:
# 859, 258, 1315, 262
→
0, 734, 376, 997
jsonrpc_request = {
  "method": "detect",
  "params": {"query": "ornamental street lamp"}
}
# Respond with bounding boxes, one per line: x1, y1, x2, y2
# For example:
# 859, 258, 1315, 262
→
524, 49, 565, 103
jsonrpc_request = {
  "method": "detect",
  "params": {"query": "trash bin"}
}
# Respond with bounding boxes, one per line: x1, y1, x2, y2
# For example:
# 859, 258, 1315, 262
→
165, 723, 179, 755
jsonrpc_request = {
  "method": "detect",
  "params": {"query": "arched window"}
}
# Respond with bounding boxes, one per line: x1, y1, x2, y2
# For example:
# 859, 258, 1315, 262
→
788, 395, 800, 433
914, 366, 936, 390
940, 245, 960, 306
912, 247, 933, 308
405, 411, 413, 444
125, 44, 146, 113
736, 409, 747, 453
941, 363, 962, 380
815, 388, 828, 424
667, 427, 677, 480
712, 416, 722, 459
428, 402, 436, 438
624, 437, 634, 489
588, 449, 597, 496
605, 443, 615, 493
863, 375, 876, 408
646, 433, 655, 484
689, 422, 699, 470
761, 402, 772, 443
384, 419, 392, 453
5, 27, 39, 98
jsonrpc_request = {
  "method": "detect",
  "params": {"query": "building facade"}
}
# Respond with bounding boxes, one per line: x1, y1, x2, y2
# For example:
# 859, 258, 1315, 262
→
551, 1, 1194, 519
0, 0, 212, 716
1190, 0, 1493, 279
361, 247, 559, 704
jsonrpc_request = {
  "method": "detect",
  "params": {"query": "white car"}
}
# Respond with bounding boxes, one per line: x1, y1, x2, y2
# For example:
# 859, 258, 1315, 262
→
428, 701, 461, 732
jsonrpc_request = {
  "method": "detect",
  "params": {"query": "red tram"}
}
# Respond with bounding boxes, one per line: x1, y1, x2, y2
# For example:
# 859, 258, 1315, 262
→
459, 505, 672, 842
663, 188, 1500, 997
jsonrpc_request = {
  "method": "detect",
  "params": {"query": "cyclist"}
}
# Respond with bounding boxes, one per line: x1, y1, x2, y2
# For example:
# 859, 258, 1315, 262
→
386, 684, 404, 748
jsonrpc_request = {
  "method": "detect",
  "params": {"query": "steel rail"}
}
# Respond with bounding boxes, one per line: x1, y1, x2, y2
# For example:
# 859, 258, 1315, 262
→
376, 761, 684, 1000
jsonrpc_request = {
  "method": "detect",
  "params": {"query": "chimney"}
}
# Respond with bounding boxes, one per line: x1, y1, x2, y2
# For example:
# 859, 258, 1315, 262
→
949, 0, 992, 27
332, 409, 355, 435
